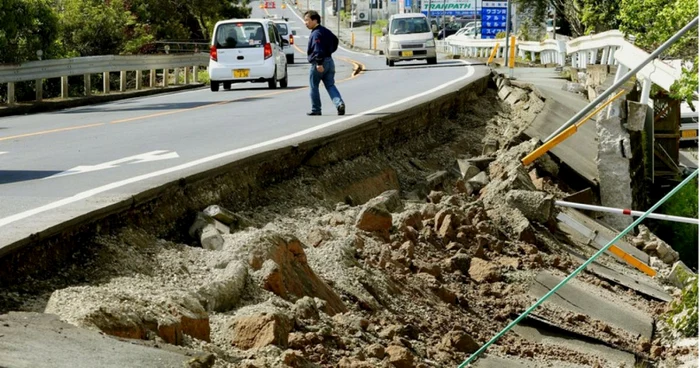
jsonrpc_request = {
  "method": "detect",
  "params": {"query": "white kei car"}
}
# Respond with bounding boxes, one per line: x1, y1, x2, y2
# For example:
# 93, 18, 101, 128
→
208, 18, 288, 91
267, 15, 297, 64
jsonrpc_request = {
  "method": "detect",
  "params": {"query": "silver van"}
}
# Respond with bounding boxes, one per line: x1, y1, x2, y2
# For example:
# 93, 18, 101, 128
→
382, 13, 437, 67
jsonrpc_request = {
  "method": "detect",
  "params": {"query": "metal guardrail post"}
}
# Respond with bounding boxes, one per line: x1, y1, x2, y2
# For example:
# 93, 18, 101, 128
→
7, 83, 15, 105
163, 69, 169, 87
174, 68, 180, 85
136, 70, 142, 90
36, 79, 43, 102
544, 17, 699, 143
150, 69, 156, 87
61, 76, 69, 98
103, 72, 110, 94
193, 66, 199, 83
120, 71, 127, 92
84, 74, 91, 96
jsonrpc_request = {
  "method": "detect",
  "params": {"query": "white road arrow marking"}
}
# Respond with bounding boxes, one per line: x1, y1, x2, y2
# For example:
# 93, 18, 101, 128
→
46, 150, 180, 179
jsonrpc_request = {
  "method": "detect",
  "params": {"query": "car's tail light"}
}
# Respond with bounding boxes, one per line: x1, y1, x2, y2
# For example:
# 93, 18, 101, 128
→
289, 34, 294, 45
210, 45, 218, 61
264, 43, 273, 59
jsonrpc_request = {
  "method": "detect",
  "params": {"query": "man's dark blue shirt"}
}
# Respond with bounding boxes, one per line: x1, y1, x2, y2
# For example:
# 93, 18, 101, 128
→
307, 25, 338, 64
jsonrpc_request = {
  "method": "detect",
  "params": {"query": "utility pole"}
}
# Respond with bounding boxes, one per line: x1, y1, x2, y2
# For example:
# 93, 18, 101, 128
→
427, 0, 432, 25
441, 0, 446, 36
473, 0, 476, 36
338, 0, 341, 34
321, 0, 325, 25
551, 8, 556, 39
503, 0, 511, 71
369, 0, 373, 47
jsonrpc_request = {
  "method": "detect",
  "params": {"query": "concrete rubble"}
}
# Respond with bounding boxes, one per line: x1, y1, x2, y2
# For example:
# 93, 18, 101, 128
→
0, 81, 696, 368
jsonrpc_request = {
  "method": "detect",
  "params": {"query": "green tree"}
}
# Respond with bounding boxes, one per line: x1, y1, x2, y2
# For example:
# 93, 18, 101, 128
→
516, 0, 621, 37
56, 0, 134, 56
0, 0, 60, 63
619, 0, 698, 105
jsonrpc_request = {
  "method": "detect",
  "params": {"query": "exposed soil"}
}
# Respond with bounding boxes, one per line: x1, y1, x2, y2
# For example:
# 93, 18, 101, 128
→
0, 85, 696, 368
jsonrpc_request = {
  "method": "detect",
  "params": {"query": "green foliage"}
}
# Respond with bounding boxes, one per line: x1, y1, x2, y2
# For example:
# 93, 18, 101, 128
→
666, 278, 699, 337
670, 57, 699, 109
580, 0, 621, 34
0, 0, 60, 63
495, 31, 507, 39
619, 0, 698, 59
366, 19, 388, 36
57, 0, 133, 56
618, 0, 698, 105
197, 69, 211, 85
650, 177, 699, 269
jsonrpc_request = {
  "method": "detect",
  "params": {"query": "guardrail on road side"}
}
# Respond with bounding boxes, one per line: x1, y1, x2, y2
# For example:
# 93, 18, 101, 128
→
0, 53, 210, 105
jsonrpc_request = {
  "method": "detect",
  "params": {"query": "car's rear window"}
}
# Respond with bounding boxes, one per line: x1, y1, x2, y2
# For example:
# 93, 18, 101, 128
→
215, 22, 266, 49
275, 23, 289, 35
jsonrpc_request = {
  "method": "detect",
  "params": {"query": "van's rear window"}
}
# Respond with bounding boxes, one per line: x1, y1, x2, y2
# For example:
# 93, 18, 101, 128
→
215, 22, 266, 48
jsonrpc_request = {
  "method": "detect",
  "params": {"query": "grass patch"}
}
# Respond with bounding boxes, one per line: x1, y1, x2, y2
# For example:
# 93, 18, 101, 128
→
365, 19, 388, 36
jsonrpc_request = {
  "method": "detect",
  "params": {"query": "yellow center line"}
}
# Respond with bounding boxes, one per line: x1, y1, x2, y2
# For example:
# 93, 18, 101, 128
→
0, 123, 105, 142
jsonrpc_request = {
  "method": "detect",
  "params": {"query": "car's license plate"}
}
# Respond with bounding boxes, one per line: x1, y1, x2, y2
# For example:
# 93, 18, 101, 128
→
401, 51, 413, 57
233, 69, 250, 78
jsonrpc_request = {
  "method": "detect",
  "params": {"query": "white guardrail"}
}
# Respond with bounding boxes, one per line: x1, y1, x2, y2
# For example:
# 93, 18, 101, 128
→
0, 53, 209, 105
438, 29, 683, 95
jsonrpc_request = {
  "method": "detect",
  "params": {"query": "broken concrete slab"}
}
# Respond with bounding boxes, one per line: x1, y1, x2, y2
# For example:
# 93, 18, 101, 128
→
498, 85, 513, 100
512, 323, 635, 367
454, 158, 481, 181
528, 270, 654, 340
0, 312, 214, 368
557, 207, 649, 265
472, 355, 590, 368
506, 190, 554, 224
668, 261, 696, 289
568, 250, 671, 302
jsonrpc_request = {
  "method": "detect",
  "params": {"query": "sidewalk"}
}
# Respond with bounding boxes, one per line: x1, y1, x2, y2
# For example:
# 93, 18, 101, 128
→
291, 0, 385, 53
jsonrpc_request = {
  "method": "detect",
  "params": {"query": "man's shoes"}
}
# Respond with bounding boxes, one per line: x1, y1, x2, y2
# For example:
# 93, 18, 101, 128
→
306, 111, 322, 116
337, 104, 345, 116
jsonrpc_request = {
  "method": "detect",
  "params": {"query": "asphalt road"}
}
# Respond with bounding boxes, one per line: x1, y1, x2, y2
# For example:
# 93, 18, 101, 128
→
0, 2, 489, 252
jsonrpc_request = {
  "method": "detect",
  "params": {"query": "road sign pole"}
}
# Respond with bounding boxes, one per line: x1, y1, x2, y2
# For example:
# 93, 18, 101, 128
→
503, 0, 511, 72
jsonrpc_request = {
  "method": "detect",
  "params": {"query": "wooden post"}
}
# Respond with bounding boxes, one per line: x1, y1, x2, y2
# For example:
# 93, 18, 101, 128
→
135, 70, 142, 90
120, 71, 127, 92
61, 76, 69, 98
150, 69, 156, 87
36, 79, 43, 101
103, 72, 110, 94
7, 82, 15, 105
84, 74, 91, 96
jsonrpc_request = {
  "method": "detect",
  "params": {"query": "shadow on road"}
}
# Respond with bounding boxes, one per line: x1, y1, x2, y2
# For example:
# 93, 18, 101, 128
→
0, 170, 64, 184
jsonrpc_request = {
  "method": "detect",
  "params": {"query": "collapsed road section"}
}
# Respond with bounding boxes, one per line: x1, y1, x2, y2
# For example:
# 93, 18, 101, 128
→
0, 71, 697, 368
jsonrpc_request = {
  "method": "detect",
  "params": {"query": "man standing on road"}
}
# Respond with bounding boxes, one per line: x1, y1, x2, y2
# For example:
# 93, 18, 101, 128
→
303, 10, 346, 116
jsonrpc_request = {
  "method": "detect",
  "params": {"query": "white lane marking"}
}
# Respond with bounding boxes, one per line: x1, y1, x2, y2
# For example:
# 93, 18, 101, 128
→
0, 62, 475, 228
0, 152, 7, 155
46, 150, 180, 179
